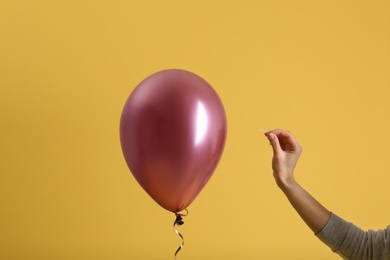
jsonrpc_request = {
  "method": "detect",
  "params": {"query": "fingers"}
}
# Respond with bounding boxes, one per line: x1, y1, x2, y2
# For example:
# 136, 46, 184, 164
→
265, 129, 302, 154
269, 129, 294, 142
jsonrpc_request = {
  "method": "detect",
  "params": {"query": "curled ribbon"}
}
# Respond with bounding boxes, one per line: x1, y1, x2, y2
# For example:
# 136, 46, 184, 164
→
173, 209, 188, 260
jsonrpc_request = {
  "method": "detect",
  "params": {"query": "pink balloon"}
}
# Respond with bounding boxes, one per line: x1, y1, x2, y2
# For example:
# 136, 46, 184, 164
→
120, 69, 227, 213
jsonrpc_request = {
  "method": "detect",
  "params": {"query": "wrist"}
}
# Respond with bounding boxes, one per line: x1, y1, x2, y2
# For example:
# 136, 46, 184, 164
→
275, 173, 297, 192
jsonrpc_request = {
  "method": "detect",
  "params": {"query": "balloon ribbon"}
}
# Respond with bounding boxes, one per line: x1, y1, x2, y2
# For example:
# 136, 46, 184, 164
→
173, 209, 188, 260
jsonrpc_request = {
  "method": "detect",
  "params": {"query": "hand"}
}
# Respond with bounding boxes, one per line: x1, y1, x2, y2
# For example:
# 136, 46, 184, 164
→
265, 129, 303, 189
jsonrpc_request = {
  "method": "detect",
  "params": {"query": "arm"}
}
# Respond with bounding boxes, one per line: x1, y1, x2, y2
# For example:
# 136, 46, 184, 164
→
265, 129, 390, 259
265, 129, 330, 234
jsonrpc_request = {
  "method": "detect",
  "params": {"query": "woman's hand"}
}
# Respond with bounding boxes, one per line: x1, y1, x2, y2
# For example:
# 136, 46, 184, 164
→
266, 129, 303, 189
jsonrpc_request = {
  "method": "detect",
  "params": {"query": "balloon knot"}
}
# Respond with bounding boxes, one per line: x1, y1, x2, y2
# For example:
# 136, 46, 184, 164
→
175, 214, 185, 226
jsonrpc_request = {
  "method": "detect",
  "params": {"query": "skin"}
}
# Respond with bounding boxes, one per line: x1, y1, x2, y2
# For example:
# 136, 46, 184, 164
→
265, 129, 331, 234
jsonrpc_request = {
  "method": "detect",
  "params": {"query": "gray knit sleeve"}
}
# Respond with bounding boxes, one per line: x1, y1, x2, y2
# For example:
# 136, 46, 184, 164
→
315, 212, 390, 260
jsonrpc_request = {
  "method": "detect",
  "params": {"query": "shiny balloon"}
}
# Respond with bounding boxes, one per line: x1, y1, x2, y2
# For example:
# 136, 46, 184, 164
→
120, 69, 227, 213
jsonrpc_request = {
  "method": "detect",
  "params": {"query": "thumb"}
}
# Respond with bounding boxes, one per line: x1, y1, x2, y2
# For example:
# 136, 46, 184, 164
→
267, 132, 282, 156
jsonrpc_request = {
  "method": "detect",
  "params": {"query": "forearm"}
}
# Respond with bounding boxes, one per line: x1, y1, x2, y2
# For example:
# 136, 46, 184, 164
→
278, 178, 331, 234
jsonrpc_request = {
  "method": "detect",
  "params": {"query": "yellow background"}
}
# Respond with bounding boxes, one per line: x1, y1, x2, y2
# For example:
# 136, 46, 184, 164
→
1, 1, 389, 259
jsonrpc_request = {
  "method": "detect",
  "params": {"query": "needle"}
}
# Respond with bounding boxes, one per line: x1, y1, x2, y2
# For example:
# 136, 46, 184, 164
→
258, 128, 268, 133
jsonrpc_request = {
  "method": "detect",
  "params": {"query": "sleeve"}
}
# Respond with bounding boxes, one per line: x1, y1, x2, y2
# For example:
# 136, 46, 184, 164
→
315, 212, 390, 260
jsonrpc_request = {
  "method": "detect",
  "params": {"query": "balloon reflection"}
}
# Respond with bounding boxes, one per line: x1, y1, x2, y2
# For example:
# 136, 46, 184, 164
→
195, 101, 208, 146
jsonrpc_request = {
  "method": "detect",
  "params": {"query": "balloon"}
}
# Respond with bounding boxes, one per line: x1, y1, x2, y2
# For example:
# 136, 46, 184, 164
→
120, 69, 227, 213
